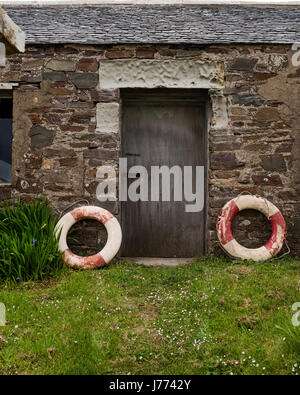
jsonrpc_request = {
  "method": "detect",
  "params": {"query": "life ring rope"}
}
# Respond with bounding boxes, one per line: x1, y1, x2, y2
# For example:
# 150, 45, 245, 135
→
55, 206, 122, 269
216, 195, 287, 262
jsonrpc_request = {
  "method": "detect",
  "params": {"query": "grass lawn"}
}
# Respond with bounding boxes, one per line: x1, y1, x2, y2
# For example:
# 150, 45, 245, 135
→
0, 257, 299, 375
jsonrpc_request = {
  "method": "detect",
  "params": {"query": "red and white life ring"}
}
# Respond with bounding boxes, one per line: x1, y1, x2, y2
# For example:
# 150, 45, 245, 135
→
216, 195, 287, 262
55, 206, 122, 269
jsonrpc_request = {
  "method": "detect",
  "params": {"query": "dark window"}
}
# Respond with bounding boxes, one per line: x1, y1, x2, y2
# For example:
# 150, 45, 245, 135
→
0, 95, 13, 183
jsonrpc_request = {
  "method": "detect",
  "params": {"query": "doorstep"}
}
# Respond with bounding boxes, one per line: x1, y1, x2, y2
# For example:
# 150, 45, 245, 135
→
121, 257, 193, 266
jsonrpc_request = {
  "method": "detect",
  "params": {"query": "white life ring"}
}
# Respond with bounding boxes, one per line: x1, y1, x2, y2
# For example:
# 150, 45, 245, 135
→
55, 206, 122, 269
216, 195, 287, 262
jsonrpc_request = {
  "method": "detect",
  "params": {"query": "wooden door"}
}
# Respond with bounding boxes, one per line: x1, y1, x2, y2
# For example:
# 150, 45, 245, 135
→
121, 89, 207, 257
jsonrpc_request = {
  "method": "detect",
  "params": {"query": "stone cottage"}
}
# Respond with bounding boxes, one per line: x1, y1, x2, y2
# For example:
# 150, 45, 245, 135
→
0, 4, 299, 258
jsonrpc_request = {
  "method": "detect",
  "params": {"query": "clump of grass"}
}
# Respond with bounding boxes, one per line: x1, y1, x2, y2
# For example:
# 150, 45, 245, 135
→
277, 322, 300, 356
0, 199, 64, 285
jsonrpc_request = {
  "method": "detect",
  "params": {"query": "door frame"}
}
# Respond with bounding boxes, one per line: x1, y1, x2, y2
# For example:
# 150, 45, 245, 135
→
120, 88, 210, 257
97, 58, 227, 256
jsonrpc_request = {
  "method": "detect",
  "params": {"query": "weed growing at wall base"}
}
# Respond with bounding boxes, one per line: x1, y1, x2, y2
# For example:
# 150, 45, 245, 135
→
0, 199, 64, 285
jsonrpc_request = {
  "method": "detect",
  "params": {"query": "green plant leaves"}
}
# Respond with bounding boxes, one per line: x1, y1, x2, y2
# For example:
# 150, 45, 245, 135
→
0, 199, 64, 285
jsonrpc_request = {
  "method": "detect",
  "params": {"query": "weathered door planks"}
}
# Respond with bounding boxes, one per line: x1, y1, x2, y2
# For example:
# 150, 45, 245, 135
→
121, 89, 208, 257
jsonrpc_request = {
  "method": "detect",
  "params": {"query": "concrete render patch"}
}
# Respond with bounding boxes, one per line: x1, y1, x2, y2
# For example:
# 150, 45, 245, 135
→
99, 60, 224, 90
96, 102, 120, 133
210, 91, 229, 129
99, 59, 227, 129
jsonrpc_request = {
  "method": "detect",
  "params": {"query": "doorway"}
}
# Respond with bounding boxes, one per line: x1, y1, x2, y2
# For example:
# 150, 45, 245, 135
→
121, 89, 208, 257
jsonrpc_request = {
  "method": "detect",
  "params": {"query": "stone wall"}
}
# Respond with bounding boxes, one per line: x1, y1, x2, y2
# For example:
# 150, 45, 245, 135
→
0, 43, 299, 257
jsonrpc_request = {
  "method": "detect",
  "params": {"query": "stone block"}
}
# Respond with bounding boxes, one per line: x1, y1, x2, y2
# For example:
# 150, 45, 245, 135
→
211, 152, 245, 170
105, 49, 135, 59
45, 59, 76, 72
136, 47, 156, 59
232, 94, 263, 106
83, 148, 118, 160
255, 108, 280, 122
69, 73, 99, 89
29, 125, 55, 149
59, 158, 77, 167
228, 58, 258, 71
252, 174, 283, 186
260, 154, 287, 172
43, 72, 67, 82
76, 58, 99, 72
96, 102, 120, 133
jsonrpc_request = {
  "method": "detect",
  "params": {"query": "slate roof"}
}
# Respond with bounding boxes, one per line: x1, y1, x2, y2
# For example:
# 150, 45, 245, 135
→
4, 6, 300, 45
